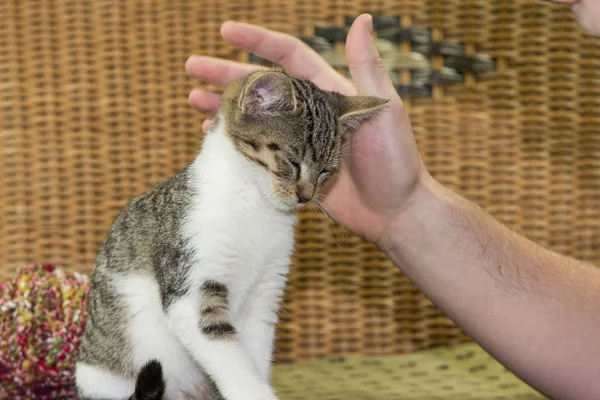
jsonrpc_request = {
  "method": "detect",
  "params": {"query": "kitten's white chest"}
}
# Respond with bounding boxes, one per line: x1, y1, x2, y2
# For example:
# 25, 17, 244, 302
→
185, 128, 296, 311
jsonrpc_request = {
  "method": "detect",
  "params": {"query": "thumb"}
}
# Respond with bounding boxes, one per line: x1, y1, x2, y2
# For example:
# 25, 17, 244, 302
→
345, 14, 398, 99
202, 118, 213, 133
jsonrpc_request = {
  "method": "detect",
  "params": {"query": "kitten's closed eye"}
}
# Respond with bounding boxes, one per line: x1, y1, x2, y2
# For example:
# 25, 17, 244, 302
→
319, 169, 332, 178
289, 160, 300, 180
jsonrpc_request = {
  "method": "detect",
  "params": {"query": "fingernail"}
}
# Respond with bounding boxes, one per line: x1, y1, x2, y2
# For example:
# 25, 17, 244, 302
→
367, 14, 373, 34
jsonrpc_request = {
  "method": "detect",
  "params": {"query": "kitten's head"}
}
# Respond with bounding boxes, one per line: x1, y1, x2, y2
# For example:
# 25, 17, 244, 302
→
219, 69, 387, 211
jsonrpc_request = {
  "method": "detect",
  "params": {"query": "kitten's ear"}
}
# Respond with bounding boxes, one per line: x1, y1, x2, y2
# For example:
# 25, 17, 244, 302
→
239, 71, 297, 116
332, 92, 388, 135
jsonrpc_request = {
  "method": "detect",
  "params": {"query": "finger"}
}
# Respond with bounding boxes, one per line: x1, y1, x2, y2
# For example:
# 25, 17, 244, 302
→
220, 21, 354, 93
185, 56, 262, 87
202, 119, 214, 133
188, 89, 222, 114
345, 14, 398, 99
220, 21, 324, 77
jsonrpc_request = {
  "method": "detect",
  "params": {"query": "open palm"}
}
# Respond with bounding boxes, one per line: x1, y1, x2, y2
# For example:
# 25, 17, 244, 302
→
186, 14, 426, 244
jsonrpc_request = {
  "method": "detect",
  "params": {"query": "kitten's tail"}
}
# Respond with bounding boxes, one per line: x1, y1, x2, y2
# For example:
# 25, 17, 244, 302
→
129, 359, 166, 400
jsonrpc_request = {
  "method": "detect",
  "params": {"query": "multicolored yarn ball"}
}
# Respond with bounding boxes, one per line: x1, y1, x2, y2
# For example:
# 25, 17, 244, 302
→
0, 264, 89, 399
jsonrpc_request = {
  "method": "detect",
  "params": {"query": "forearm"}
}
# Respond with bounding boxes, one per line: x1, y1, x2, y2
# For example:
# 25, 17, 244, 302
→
380, 175, 600, 400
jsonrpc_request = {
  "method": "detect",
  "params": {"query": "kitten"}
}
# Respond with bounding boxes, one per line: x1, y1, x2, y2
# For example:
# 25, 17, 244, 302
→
74, 68, 387, 400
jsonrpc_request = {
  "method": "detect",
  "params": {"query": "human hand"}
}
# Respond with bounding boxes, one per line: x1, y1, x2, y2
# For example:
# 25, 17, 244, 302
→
186, 14, 430, 244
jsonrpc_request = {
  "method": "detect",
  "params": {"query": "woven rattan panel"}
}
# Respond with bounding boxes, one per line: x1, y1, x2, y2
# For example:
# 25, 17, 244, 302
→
1, 0, 599, 364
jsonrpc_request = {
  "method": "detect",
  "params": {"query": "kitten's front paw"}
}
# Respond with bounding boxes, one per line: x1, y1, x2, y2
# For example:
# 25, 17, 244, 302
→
223, 385, 279, 400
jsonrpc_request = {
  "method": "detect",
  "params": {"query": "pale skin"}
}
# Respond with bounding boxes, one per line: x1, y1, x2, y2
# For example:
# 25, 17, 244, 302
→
186, 1, 600, 399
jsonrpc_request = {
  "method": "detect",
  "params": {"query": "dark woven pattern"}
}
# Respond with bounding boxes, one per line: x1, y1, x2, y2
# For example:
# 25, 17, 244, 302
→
1, 0, 599, 364
250, 15, 496, 99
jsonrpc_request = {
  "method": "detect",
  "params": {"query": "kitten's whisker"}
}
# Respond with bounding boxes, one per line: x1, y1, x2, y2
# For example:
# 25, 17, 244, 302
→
308, 201, 340, 249
340, 140, 385, 153
340, 151, 375, 166
314, 197, 354, 245
315, 203, 337, 247
267, 194, 278, 213
312, 198, 344, 249
278, 306, 291, 316
313, 194, 331, 217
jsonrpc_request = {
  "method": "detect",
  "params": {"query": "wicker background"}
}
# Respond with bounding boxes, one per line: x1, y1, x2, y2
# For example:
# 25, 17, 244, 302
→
1, 0, 599, 364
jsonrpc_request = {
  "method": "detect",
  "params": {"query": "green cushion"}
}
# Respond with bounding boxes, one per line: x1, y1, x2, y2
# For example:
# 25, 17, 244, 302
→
272, 343, 546, 399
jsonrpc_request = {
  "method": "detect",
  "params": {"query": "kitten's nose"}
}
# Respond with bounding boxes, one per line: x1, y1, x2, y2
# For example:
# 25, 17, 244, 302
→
297, 193, 311, 204
297, 181, 314, 204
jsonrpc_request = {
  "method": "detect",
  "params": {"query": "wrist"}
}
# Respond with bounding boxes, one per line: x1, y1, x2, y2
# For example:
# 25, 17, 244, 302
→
375, 173, 449, 261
